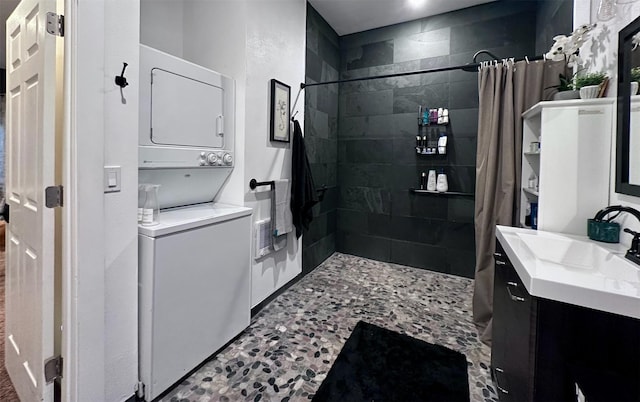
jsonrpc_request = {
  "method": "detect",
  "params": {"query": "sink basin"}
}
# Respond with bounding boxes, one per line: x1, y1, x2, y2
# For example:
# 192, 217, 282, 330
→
516, 232, 612, 270
497, 225, 640, 319
516, 232, 640, 283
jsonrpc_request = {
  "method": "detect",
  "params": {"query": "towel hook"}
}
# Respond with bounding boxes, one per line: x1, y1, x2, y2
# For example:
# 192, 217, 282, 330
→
115, 62, 129, 88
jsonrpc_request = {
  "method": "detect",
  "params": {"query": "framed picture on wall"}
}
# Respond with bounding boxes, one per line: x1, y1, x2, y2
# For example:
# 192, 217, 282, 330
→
269, 79, 291, 143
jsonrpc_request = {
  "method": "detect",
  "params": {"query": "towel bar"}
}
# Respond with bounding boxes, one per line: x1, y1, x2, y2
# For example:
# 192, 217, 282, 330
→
249, 179, 275, 190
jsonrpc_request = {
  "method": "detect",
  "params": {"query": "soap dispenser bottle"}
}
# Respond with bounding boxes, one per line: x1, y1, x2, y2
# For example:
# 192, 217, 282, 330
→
142, 184, 161, 226
138, 184, 146, 223
436, 169, 448, 193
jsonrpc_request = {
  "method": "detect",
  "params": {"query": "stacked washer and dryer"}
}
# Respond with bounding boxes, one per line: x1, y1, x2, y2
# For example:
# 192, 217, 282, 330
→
137, 45, 251, 401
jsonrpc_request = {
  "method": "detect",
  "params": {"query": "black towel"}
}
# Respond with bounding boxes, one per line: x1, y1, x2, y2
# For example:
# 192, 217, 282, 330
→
291, 119, 319, 238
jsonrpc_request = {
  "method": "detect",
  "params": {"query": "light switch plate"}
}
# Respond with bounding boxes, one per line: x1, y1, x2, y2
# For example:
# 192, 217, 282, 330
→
104, 166, 121, 193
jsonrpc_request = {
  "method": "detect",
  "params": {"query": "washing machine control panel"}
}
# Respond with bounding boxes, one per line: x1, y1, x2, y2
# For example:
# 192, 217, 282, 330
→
140, 146, 233, 169
198, 151, 233, 167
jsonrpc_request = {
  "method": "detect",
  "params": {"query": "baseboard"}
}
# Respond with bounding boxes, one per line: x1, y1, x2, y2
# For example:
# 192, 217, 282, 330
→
251, 274, 303, 317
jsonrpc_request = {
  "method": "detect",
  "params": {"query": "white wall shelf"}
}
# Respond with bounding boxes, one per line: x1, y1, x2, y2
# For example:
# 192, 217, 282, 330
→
410, 188, 474, 197
520, 99, 614, 235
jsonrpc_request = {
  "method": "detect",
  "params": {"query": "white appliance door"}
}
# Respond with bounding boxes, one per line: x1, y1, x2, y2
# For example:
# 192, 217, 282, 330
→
5, 0, 57, 401
140, 215, 251, 400
151, 68, 225, 148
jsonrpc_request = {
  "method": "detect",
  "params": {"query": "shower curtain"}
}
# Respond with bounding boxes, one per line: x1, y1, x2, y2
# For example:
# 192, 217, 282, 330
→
472, 59, 565, 345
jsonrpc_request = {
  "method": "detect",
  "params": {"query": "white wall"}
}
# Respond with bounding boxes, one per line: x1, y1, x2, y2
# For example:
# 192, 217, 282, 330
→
244, 0, 306, 307
140, 0, 184, 58
180, 0, 306, 307
182, 0, 247, 208
68, 1, 139, 400
66, 2, 305, 399
574, 0, 640, 247
103, 1, 140, 400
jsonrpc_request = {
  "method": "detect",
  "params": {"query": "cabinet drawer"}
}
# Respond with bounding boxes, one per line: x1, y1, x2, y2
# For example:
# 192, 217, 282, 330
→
493, 244, 511, 268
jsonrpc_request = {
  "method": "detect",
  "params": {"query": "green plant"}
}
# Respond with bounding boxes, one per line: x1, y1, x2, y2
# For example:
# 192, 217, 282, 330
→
546, 72, 578, 92
631, 67, 640, 83
557, 73, 575, 91
574, 72, 608, 89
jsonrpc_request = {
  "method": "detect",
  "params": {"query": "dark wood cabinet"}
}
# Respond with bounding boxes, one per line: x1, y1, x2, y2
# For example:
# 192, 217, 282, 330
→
491, 242, 545, 402
492, 240, 640, 402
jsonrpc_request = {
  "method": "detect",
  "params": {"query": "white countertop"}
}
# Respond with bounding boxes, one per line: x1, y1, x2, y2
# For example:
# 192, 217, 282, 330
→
496, 225, 640, 319
138, 202, 252, 237
521, 97, 615, 119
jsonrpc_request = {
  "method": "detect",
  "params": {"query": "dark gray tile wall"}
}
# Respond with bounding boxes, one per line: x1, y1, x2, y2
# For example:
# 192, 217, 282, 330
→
335, 1, 539, 278
303, 5, 339, 273
535, 1, 574, 56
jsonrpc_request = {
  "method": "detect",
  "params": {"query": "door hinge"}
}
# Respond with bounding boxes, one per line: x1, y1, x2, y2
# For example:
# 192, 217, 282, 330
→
135, 381, 145, 399
46, 12, 64, 37
44, 355, 63, 383
45, 185, 64, 208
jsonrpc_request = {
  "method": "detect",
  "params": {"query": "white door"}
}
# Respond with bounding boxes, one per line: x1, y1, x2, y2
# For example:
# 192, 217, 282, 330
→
5, 0, 58, 400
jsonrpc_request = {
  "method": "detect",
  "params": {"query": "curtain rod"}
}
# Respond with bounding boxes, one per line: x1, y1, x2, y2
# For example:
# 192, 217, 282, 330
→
289, 52, 546, 117
299, 54, 546, 89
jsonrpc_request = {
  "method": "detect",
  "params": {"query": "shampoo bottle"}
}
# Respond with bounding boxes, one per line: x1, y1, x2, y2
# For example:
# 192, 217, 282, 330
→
427, 170, 437, 191
422, 109, 430, 125
437, 132, 447, 155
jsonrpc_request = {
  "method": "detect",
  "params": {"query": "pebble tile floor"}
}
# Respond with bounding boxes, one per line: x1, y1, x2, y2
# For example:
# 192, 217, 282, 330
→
161, 253, 498, 402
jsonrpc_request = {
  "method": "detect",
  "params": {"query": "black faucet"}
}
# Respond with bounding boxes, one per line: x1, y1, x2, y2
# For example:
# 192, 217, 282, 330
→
593, 205, 640, 265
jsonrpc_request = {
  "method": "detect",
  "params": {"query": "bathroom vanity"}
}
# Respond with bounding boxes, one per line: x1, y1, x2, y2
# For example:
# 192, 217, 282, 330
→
492, 226, 640, 402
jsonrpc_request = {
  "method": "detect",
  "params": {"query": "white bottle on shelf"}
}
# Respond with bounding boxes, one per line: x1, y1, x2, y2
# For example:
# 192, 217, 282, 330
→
427, 170, 437, 191
528, 173, 538, 190
436, 170, 448, 192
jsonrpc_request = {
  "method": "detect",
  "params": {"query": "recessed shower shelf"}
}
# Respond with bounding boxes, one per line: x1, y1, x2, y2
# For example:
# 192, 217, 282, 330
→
409, 188, 474, 197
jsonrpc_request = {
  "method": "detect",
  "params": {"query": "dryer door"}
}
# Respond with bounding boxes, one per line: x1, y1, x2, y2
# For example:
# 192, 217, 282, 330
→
151, 68, 225, 148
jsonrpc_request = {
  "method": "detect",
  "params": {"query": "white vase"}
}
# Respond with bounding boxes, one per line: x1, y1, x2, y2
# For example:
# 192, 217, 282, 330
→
579, 85, 600, 99
631, 81, 639, 96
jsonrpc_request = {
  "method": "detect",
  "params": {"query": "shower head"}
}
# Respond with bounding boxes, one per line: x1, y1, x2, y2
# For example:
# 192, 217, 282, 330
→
472, 50, 500, 63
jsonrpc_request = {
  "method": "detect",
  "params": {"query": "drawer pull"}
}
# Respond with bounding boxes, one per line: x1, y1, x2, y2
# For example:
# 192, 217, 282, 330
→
494, 367, 509, 394
493, 252, 503, 258
507, 282, 526, 302
495, 260, 507, 266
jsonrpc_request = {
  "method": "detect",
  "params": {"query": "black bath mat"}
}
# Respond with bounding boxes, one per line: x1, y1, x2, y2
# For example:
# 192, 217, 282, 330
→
312, 321, 470, 402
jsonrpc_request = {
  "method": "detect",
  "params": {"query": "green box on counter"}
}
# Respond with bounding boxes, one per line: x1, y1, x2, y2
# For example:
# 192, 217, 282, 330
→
587, 219, 620, 243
